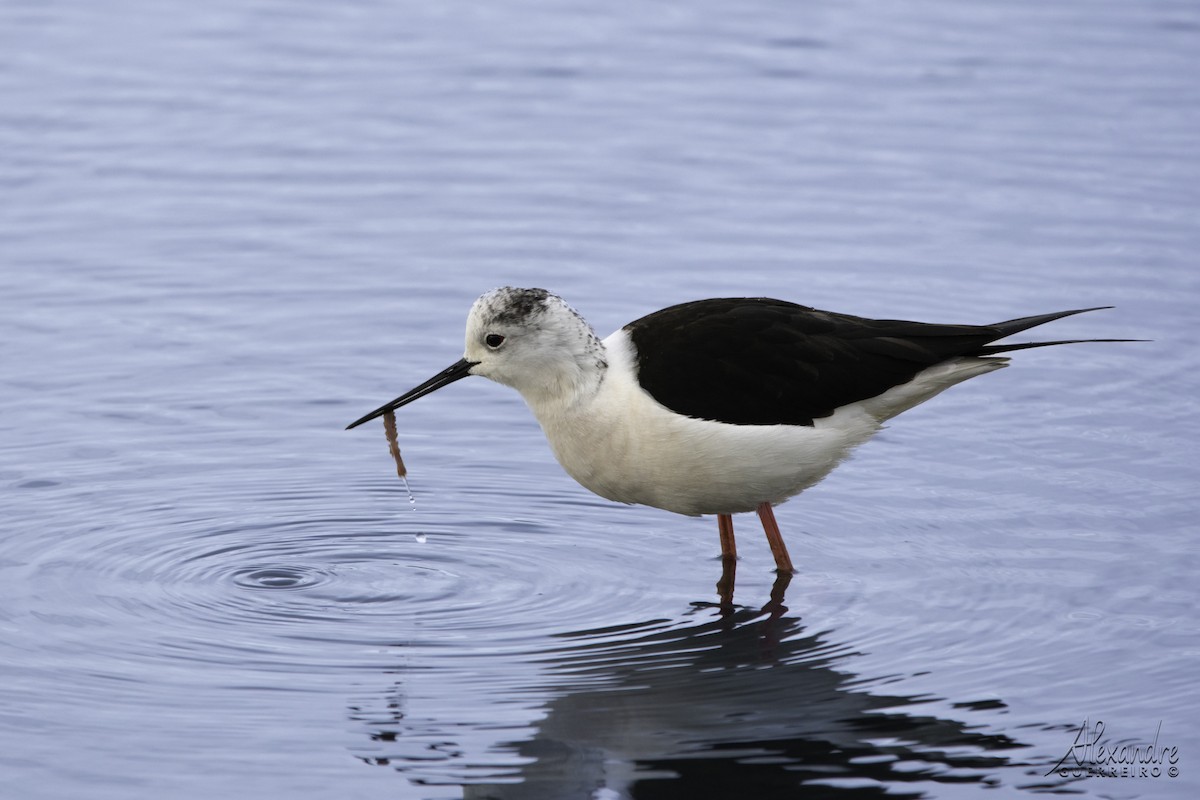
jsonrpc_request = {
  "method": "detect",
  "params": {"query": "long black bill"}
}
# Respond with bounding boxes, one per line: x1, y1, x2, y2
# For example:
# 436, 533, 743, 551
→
346, 358, 477, 430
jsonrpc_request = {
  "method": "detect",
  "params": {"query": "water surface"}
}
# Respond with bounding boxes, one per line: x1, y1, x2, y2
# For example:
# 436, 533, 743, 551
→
2, 1, 1198, 798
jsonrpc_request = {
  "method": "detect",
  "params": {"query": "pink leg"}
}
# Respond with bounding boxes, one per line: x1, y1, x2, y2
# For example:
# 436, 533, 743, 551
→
756, 502, 795, 574
717, 513, 737, 560
716, 513, 737, 609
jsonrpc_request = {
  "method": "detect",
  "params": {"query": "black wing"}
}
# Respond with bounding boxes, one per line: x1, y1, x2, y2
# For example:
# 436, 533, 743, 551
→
622, 298, 1110, 426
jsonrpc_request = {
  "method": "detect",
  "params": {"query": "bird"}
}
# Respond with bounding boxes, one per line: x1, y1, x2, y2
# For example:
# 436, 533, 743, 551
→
347, 287, 1131, 575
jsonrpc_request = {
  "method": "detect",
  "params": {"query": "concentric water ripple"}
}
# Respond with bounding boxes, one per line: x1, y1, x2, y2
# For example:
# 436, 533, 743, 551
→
8, 478, 742, 680
232, 564, 328, 590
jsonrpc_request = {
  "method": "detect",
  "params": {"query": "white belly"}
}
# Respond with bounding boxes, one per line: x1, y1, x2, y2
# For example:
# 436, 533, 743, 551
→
542, 403, 877, 515
521, 333, 1004, 517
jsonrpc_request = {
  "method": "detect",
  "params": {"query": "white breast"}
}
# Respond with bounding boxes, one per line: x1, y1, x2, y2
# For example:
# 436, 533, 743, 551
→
522, 330, 904, 516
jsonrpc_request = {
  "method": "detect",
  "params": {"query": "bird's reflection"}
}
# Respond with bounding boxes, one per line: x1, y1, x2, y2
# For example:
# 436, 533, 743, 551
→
351, 571, 1054, 799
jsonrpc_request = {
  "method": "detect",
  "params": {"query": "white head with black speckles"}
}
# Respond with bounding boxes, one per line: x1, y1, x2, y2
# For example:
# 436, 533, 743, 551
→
464, 287, 608, 407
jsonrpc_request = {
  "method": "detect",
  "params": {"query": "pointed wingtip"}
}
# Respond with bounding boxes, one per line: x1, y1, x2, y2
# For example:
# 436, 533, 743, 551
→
980, 337, 1148, 355
989, 305, 1121, 339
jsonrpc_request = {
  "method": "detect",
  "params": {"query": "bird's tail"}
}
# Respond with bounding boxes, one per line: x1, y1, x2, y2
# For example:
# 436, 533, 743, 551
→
978, 307, 1144, 355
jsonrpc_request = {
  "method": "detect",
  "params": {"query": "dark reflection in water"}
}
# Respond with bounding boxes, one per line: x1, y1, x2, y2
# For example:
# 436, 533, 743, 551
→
351, 575, 1062, 799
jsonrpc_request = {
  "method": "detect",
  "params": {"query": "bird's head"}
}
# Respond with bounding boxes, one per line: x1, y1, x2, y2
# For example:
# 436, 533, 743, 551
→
464, 287, 607, 406
346, 287, 606, 430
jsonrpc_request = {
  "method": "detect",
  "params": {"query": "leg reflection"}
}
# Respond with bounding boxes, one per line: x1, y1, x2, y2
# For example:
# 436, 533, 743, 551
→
762, 569, 792, 619
716, 552, 737, 613
714, 555, 793, 616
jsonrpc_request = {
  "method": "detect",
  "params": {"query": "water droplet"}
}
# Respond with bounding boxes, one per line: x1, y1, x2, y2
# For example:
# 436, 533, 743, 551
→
414, 533, 427, 544
400, 476, 416, 509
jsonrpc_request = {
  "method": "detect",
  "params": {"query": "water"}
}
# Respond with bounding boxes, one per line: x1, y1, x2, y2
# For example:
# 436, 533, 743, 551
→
2, 0, 1198, 797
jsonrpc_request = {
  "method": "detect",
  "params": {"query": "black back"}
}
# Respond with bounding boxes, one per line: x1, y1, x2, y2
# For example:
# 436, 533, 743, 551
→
622, 298, 1102, 426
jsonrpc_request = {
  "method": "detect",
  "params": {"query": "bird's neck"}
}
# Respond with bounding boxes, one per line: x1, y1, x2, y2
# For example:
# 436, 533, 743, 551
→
519, 341, 608, 420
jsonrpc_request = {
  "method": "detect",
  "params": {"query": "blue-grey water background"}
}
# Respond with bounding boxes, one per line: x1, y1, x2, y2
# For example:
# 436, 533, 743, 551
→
2, 1, 1198, 798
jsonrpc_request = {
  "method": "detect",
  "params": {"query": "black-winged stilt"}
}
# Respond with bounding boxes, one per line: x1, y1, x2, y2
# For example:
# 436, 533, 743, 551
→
348, 287, 1130, 577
